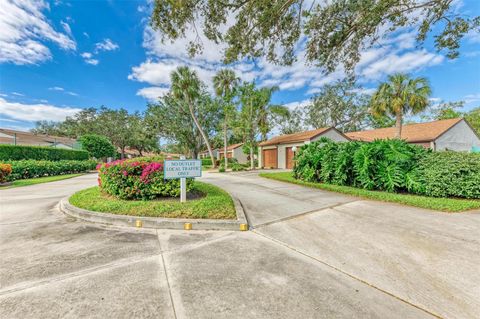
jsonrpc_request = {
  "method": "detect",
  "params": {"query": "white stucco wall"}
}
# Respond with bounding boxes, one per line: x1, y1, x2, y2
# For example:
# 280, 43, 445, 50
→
435, 120, 480, 151
311, 129, 349, 143
233, 147, 249, 164
276, 142, 306, 169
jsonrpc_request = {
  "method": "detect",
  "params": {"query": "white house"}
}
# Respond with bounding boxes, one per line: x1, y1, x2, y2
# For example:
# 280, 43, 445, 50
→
346, 118, 480, 151
258, 127, 350, 169
217, 143, 249, 164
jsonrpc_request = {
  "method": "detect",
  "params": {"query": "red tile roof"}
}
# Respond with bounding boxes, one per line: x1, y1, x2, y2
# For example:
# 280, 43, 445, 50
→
259, 128, 333, 146
345, 118, 463, 143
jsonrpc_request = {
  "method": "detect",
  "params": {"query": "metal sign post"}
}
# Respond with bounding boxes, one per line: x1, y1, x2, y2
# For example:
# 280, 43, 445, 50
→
164, 157, 202, 203
180, 156, 187, 202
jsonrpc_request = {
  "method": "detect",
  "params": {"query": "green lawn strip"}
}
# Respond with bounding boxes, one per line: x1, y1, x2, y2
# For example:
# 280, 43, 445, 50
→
259, 172, 480, 212
2, 173, 84, 189
69, 181, 236, 219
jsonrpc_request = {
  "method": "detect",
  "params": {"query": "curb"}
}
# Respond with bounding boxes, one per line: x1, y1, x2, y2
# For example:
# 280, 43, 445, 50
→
59, 195, 249, 231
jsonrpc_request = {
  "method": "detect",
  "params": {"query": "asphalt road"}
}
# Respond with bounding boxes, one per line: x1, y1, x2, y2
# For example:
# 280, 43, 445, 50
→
1, 172, 479, 318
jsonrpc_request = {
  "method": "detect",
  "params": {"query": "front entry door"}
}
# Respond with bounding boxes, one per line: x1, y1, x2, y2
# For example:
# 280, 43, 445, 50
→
286, 147, 295, 169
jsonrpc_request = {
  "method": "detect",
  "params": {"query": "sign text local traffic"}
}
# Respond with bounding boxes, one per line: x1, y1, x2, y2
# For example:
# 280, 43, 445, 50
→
164, 159, 202, 179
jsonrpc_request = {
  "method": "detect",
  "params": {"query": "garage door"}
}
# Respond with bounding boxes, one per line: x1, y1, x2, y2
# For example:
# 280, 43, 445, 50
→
286, 147, 295, 169
263, 148, 277, 168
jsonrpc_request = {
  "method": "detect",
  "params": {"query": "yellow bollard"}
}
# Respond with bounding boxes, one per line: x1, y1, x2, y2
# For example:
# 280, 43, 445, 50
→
184, 223, 192, 230
135, 220, 143, 228
239, 224, 248, 231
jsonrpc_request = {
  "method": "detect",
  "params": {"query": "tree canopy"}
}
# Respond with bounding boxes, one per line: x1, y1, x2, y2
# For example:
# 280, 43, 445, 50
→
79, 134, 116, 159
305, 79, 370, 132
150, 0, 479, 73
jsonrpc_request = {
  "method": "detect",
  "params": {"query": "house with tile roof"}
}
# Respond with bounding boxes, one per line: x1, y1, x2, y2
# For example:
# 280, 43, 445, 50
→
258, 127, 349, 169
346, 118, 480, 151
217, 143, 248, 164
198, 148, 219, 160
0, 128, 79, 149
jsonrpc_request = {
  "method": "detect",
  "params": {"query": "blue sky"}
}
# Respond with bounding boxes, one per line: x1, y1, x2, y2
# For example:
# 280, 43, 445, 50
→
0, 0, 479, 131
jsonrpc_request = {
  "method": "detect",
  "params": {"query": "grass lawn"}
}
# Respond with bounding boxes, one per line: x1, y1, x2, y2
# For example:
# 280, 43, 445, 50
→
259, 172, 480, 212
1, 173, 84, 189
69, 181, 236, 219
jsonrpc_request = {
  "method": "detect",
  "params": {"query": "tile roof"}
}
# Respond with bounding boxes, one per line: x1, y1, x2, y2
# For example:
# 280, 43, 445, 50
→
0, 128, 77, 147
345, 118, 463, 143
259, 127, 332, 146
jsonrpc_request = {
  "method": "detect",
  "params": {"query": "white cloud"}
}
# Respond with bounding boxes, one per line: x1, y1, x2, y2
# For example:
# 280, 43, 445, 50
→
60, 21, 72, 36
136, 87, 170, 101
48, 87, 79, 96
95, 38, 119, 52
84, 58, 99, 65
0, 0, 76, 65
0, 97, 81, 122
83, 32, 89, 38
464, 93, 480, 104
80, 52, 98, 65
359, 50, 444, 81
283, 99, 311, 110
11, 92, 24, 96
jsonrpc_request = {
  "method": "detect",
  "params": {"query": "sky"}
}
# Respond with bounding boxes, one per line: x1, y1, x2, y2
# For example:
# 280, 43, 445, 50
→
0, 0, 479, 132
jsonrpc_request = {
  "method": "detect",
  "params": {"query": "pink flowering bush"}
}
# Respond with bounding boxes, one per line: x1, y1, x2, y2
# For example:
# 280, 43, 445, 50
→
98, 157, 193, 200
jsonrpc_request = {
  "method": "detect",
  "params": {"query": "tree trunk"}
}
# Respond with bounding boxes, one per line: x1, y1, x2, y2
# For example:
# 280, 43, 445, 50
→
120, 147, 125, 159
223, 121, 228, 169
187, 99, 216, 167
395, 110, 403, 139
250, 145, 254, 170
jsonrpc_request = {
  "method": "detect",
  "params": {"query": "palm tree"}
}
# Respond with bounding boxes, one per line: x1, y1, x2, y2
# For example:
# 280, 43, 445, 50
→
255, 86, 289, 141
371, 73, 431, 138
213, 69, 239, 169
171, 66, 216, 166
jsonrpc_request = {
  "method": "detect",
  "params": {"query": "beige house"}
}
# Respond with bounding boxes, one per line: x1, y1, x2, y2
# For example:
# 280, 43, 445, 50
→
258, 127, 350, 169
217, 143, 249, 164
0, 128, 78, 149
346, 118, 480, 151
198, 149, 219, 159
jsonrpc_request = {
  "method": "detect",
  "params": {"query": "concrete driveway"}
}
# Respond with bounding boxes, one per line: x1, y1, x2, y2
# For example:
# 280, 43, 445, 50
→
1, 172, 479, 318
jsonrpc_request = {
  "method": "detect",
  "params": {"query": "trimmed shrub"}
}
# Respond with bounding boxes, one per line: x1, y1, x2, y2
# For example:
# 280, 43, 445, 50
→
201, 158, 212, 166
352, 139, 426, 193
215, 157, 237, 166
294, 138, 480, 199
0, 145, 89, 161
79, 134, 116, 159
419, 152, 480, 199
5, 160, 97, 181
0, 163, 12, 183
231, 163, 246, 171
98, 157, 193, 200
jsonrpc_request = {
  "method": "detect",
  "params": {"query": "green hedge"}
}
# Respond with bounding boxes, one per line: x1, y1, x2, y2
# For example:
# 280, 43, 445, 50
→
419, 152, 480, 199
0, 145, 89, 161
294, 138, 480, 199
5, 159, 97, 181
201, 158, 212, 166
